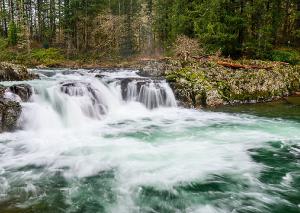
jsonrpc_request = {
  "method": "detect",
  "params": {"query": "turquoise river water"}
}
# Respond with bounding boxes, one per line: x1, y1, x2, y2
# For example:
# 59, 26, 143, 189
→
0, 69, 299, 213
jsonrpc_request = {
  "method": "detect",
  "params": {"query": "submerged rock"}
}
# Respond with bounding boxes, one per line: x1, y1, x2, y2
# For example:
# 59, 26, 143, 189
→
0, 62, 38, 81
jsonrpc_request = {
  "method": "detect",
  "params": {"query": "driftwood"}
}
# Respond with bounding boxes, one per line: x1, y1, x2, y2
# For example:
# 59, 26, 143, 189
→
217, 61, 273, 70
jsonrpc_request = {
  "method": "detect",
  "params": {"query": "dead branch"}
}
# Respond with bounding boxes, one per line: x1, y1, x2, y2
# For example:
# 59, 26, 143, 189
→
217, 61, 273, 70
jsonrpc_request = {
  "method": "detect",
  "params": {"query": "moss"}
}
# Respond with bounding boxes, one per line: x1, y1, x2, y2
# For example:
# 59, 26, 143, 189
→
166, 59, 300, 107
165, 74, 178, 82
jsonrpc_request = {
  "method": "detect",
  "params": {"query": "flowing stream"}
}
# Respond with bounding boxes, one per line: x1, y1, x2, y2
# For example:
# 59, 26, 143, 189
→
0, 69, 299, 213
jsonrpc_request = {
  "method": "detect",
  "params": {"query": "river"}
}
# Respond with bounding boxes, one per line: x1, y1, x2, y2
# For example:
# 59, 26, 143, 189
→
0, 68, 299, 213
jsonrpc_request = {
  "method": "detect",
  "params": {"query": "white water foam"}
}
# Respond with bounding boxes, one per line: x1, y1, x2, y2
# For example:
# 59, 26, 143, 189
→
0, 69, 299, 212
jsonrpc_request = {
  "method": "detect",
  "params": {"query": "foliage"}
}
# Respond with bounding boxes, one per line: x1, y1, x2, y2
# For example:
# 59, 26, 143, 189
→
0, 37, 8, 50
173, 35, 203, 60
31, 48, 64, 66
155, 0, 300, 60
0, 0, 299, 62
270, 49, 300, 65
8, 22, 17, 46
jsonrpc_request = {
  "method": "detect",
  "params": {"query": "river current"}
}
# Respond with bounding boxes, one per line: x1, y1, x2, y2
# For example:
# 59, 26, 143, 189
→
0, 69, 299, 213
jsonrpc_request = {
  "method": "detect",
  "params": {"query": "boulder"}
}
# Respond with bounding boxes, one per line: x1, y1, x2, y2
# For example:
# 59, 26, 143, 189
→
138, 59, 181, 77
8, 84, 33, 102
0, 62, 38, 81
206, 90, 224, 107
0, 83, 33, 133
166, 61, 300, 108
0, 98, 21, 132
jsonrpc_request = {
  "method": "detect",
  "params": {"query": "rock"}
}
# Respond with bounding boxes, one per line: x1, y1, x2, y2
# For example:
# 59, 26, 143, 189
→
166, 61, 300, 108
36, 64, 48, 69
0, 62, 38, 81
138, 60, 166, 77
8, 84, 33, 102
206, 90, 224, 107
0, 98, 21, 132
0, 85, 6, 97
0, 83, 33, 133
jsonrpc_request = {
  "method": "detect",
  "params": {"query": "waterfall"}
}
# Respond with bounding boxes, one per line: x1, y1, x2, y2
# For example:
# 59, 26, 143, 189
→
19, 69, 177, 130
1, 68, 300, 213
125, 80, 177, 109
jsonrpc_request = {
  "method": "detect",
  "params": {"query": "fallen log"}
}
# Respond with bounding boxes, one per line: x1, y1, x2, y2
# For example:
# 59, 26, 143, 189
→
217, 61, 273, 70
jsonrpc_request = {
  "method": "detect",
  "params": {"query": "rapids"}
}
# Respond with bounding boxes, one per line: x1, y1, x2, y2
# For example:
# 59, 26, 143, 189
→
0, 69, 299, 213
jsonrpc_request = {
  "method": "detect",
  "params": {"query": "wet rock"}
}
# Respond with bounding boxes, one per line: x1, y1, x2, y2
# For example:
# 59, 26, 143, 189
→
60, 81, 92, 97
95, 74, 106, 79
0, 98, 21, 132
0, 85, 6, 97
0, 83, 33, 133
0, 62, 38, 81
37, 70, 57, 77
8, 84, 33, 102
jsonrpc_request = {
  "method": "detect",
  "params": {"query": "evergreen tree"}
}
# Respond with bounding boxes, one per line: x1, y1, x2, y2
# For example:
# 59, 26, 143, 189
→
0, 0, 299, 59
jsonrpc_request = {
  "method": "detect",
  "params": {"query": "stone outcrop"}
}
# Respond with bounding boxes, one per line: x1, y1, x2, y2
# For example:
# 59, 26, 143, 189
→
166, 60, 300, 108
138, 58, 182, 77
8, 84, 33, 102
0, 62, 38, 81
0, 83, 33, 132
0, 98, 22, 132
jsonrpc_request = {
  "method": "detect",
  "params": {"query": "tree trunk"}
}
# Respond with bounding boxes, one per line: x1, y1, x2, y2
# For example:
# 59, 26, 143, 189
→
296, 0, 300, 46
1, 0, 8, 37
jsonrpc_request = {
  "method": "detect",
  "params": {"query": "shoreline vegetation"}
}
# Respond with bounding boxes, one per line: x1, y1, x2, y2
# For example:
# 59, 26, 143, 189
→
0, 1, 300, 67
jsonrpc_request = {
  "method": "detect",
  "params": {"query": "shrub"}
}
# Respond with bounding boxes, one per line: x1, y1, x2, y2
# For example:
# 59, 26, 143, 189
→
173, 35, 204, 60
270, 49, 300, 65
0, 37, 8, 50
31, 48, 64, 66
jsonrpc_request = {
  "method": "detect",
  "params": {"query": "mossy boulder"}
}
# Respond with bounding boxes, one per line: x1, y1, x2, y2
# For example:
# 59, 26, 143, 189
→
166, 60, 300, 107
0, 62, 38, 81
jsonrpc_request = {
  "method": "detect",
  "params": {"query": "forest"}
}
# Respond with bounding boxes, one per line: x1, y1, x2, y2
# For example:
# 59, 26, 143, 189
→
1, 1, 300, 212
0, 0, 300, 65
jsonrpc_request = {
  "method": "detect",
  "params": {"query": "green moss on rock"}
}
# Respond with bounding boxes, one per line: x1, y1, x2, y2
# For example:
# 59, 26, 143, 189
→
166, 61, 300, 107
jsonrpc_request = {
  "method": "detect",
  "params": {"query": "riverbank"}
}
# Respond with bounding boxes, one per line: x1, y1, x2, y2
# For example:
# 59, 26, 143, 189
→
165, 58, 300, 108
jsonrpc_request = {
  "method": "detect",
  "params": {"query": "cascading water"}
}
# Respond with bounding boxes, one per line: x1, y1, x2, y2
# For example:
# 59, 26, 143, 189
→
0, 68, 299, 213
18, 69, 177, 130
